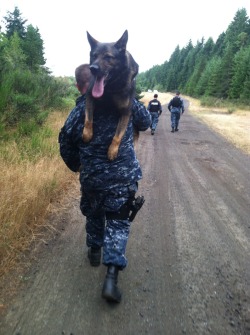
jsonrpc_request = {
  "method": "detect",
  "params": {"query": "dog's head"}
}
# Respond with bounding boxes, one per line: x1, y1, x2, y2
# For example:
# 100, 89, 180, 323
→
86, 30, 138, 98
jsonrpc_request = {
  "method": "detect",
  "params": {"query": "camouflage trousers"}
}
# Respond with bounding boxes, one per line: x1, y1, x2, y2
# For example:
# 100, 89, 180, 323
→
80, 183, 138, 269
150, 112, 159, 130
171, 111, 181, 129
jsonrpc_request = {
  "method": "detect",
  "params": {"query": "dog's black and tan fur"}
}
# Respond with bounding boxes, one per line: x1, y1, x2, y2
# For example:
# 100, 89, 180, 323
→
82, 30, 138, 160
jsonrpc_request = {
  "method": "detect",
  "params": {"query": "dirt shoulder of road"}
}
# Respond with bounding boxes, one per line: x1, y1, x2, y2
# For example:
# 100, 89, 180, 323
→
141, 92, 250, 155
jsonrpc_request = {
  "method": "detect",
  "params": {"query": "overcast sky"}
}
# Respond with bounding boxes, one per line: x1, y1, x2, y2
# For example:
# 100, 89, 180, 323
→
1, 0, 250, 77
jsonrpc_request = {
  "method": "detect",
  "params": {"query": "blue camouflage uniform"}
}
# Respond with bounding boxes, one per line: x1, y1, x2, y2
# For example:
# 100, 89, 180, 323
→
147, 97, 162, 133
168, 96, 185, 130
59, 95, 151, 269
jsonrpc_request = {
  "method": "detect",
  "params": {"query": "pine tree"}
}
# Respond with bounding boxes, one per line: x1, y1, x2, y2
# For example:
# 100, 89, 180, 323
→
229, 47, 249, 99
205, 57, 222, 97
2, 31, 26, 70
224, 8, 249, 53
22, 25, 46, 70
3, 7, 27, 39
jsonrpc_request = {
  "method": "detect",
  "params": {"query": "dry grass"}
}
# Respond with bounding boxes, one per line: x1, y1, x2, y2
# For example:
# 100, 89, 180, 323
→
185, 96, 250, 155
0, 110, 77, 277
140, 91, 173, 106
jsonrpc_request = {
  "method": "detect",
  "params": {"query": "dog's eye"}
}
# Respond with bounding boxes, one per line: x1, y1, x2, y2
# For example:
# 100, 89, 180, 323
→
104, 54, 114, 61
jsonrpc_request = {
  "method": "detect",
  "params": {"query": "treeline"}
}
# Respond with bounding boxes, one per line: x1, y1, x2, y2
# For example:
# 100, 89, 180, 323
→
138, 8, 250, 103
0, 7, 75, 131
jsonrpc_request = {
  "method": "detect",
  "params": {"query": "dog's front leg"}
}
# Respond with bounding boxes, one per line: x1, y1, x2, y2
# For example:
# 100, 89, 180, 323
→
108, 114, 130, 160
82, 97, 94, 142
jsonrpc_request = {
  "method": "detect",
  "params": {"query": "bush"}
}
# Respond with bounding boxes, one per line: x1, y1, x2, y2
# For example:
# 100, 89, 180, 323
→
2, 94, 40, 126
17, 119, 39, 137
35, 111, 49, 125
200, 96, 224, 107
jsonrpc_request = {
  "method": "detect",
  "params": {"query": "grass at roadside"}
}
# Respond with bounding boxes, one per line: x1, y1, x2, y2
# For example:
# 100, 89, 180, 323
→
0, 110, 77, 277
185, 96, 250, 155
140, 91, 172, 106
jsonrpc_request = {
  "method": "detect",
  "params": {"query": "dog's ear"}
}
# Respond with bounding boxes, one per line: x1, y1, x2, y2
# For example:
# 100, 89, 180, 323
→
87, 31, 99, 49
114, 30, 128, 52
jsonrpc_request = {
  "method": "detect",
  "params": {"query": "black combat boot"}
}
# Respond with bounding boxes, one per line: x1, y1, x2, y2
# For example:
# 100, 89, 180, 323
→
171, 127, 175, 133
88, 247, 101, 266
102, 265, 121, 303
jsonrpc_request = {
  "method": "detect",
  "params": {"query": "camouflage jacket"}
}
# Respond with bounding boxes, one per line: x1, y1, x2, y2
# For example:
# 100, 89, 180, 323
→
59, 95, 151, 191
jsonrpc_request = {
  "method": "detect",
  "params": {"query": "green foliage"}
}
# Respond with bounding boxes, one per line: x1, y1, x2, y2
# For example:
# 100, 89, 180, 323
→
36, 111, 49, 125
138, 8, 250, 103
204, 57, 222, 97
22, 25, 46, 70
3, 6, 27, 39
200, 96, 224, 107
17, 119, 40, 136
229, 46, 250, 99
13, 93, 38, 116
0, 73, 12, 114
135, 82, 144, 100
0, 7, 76, 132
241, 75, 250, 101
0, 123, 7, 140
1, 31, 27, 70
0, 119, 57, 164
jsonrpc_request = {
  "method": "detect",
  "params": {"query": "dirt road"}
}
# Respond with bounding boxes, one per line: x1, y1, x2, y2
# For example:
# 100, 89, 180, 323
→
1, 102, 250, 335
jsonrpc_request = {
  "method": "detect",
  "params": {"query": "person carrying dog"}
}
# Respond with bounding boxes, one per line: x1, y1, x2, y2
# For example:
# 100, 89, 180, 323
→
168, 90, 185, 132
147, 93, 162, 135
74, 63, 92, 103
59, 64, 151, 303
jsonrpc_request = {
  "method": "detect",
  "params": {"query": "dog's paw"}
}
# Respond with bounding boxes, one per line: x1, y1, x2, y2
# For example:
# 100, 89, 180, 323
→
82, 128, 93, 142
108, 144, 119, 161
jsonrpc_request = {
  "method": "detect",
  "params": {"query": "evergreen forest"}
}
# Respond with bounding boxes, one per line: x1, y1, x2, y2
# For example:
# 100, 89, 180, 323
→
137, 8, 250, 104
0, 7, 76, 132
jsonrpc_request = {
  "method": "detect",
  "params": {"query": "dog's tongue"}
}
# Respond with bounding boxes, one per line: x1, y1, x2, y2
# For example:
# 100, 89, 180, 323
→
92, 76, 105, 98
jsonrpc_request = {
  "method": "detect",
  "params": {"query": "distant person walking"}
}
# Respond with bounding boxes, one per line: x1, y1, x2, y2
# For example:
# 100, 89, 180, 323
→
147, 93, 162, 135
168, 90, 185, 132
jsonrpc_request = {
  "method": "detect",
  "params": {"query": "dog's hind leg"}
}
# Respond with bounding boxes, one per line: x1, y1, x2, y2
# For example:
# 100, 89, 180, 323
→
108, 114, 130, 160
83, 96, 94, 142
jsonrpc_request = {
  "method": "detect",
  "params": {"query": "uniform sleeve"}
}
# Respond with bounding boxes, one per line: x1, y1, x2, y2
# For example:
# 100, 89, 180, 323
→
168, 99, 172, 111
147, 100, 151, 111
132, 99, 152, 131
181, 99, 185, 113
58, 108, 82, 172
158, 100, 162, 114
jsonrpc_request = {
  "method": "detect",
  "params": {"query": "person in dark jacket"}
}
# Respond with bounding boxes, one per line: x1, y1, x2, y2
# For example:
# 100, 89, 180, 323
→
59, 64, 151, 303
168, 90, 185, 132
147, 93, 162, 135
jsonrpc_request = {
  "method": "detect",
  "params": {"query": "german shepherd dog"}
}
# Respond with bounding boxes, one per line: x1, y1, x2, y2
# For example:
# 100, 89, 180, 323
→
82, 30, 139, 160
